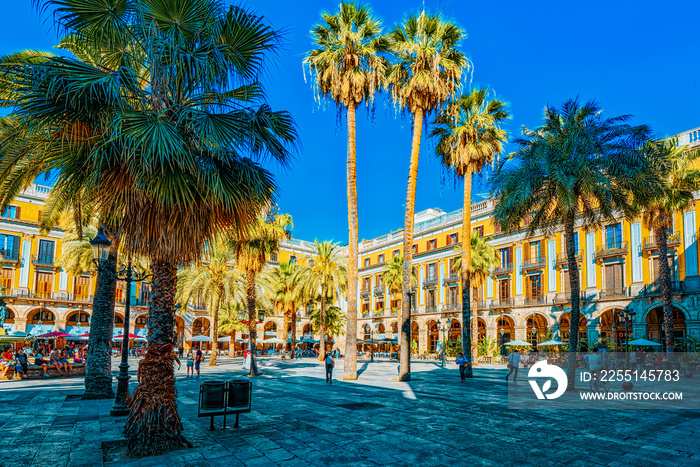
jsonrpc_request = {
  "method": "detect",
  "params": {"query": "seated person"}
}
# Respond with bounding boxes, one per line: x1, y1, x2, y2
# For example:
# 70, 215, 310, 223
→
33, 349, 50, 377
14, 348, 28, 377
49, 348, 65, 374
59, 347, 74, 374
74, 347, 85, 364
1, 347, 14, 377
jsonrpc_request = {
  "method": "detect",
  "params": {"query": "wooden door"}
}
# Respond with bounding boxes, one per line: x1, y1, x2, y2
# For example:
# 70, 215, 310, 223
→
74, 276, 90, 300
605, 264, 623, 293
0, 268, 12, 291
36, 272, 53, 298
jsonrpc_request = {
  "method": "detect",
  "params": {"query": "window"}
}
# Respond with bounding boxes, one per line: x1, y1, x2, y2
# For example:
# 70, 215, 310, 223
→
473, 226, 484, 238
499, 247, 511, 266
494, 220, 502, 234
448, 286, 458, 305
37, 239, 55, 263
427, 263, 437, 281
529, 241, 541, 260
74, 276, 90, 301
524, 213, 532, 226
363, 277, 370, 290
364, 257, 370, 267
412, 244, 418, 254
529, 275, 542, 298
35, 272, 53, 299
0, 234, 19, 260
270, 252, 278, 262
0, 268, 12, 291
2, 206, 19, 219
377, 254, 384, 263
448, 233, 458, 245
499, 278, 510, 300
375, 275, 383, 288
141, 283, 151, 302
361, 302, 370, 317
426, 289, 436, 307
290, 255, 296, 265
604, 263, 623, 294
651, 255, 676, 282
605, 223, 622, 249
375, 299, 384, 311
448, 258, 457, 277
393, 249, 400, 257
426, 239, 436, 251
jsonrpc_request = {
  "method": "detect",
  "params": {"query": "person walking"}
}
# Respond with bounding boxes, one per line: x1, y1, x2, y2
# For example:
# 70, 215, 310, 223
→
325, 352, 335, 384
506, 348, 521, 382
194, 346, 203, 379
455, 352, 468, 382
185, 349, 194, 377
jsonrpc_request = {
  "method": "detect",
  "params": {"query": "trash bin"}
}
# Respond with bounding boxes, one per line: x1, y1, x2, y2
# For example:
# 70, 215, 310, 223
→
200, 381, 225, 411
227, 380, 251, 410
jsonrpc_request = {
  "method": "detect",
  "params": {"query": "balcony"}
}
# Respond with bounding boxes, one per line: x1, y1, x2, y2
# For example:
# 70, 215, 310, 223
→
521, 257, 547, 272
31, 254, 55, 267
643, 281, 683, 296
373, 285, 385, 294
360, 286, 371, 295
423, 274, 439, 286
553, 292, 588, 304
595, 241, 628, 260
439, 303, 461, 313
0, 249, 20, 264
493, 263, 513, 276
599, 287, 629, 299
555, 252, 584, 267
524, 295, 547, 305
476, 301, 489, 310
643, 233, 681, 251
373, 309, 385, 317
490, 298, 514, 309
443, 273, 459, 284
11, 289, 92, 302
423, 305, 438, 314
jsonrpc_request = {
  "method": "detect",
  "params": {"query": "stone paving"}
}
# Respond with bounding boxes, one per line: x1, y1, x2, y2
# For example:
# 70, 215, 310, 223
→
0, 356, 699, 467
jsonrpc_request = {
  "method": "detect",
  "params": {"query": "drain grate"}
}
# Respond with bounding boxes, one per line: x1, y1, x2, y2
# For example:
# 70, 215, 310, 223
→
336, 402, 385, 410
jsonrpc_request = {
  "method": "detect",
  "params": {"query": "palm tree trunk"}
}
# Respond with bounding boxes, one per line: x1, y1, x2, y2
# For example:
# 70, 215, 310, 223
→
319, 286, 327, 358
461, 170, 473, 378
471, 281, 479, 365
344, 102, 359, 380
246, 269, 259, 376
564, 214, 581, 390
84, 226, 119, 400
229, 329, 236, 357
281, 311, 289, 360
657, 221, 674, 353
290, 310, 297, 359
400, 107, 423, 382
209, 292, 221, 366
124, 261, 185, 457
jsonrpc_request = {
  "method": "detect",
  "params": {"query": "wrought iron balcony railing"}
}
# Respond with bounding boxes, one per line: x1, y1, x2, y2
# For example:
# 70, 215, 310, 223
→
643, 281, 683, 296
31, 254, 54, 266
443, 273, 459, 283
490, 298, 514, 308
521, 257, 547, 271
643, 233, 681, 251
555, 251, 584, 266
524, 295, 547, 305
423, 274, 439, 286
493, 263, 513, 275
595, 241, 628, 260
599, 287, 628, 299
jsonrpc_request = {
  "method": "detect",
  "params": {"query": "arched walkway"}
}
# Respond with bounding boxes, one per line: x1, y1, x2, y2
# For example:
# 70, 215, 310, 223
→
448, 319, 461, 341
646, 307, 687, 349
476, 318, 486, 343
174, 316, 185, 346
192, 317, 210, 336
427, 320, 439, 353
411, 321, 419, 351
560, 312, 588, 342
497, 315, 515, 345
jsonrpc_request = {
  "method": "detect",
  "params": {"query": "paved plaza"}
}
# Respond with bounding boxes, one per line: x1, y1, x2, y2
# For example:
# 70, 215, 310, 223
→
0, 356, 699, 467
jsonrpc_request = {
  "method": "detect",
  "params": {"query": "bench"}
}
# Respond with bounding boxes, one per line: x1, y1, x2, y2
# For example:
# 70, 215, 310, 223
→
0, 362, 86, 380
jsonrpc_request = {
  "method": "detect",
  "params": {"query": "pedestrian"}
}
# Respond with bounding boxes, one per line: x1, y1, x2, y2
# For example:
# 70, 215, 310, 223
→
296, 347, 301, 359
506, 348, 521, 382
243, 350, 251, 371
186, 348, 194, 377
325, 352, 334, 384
455, 351, 468, 382
179, 345, 184, 358
194, 346, 202, 379
33, 349, 50, 377
14, 348, 28, 378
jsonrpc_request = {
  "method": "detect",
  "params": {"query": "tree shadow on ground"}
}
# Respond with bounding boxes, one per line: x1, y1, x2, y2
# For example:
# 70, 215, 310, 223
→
356, 361, 371, 377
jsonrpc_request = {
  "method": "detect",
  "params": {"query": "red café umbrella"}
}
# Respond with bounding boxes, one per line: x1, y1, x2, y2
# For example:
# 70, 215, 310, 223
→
38, 331, 72, 338
114, 333, 142, 339
78, 333, 90, 338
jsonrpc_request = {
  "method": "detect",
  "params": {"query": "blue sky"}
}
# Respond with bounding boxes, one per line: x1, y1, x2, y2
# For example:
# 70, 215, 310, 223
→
1, 1, 698, 244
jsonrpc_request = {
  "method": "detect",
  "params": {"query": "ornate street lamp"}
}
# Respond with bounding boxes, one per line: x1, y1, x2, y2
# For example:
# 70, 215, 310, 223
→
437, 319, 448, 367
619, 307, 636, 365
91, 231, 151, 417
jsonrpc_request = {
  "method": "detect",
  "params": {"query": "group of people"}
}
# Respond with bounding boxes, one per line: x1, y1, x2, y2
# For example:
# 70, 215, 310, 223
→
1, 342, 85, 379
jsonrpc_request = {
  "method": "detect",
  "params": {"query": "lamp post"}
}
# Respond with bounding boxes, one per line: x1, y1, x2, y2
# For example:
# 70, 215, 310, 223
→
91, 228, 151, 417
619, 307, 636, 367
531, 325, 537, 347
437, 319, 448, 368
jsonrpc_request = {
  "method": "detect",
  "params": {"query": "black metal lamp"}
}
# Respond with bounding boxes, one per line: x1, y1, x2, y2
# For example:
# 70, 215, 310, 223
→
90, 227, 112, 265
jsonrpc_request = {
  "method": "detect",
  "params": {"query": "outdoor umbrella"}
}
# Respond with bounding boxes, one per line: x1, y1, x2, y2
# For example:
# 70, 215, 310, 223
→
37, 331, 72, 338
113, 333, 141, 339
218, 336, 231, 342
185, 336, 213, 342
504, 340, 532, 347
262, 338, 284, 344
537, 339, 567, 346
627, 338, 663, 346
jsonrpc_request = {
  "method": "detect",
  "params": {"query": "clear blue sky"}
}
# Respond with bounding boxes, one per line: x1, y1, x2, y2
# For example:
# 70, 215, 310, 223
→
1, 1, 698, 244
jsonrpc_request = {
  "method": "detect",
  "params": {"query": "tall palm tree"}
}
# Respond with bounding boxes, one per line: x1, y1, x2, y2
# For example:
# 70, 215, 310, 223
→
264, 260, 305, 360
230, 213, 293, 375
56, 226, 98, 276
300, 240, 347, 356
640, 139, 700, 353
176, 237, 243, 366
492, 98, 651, 389
305, 2, 388, 380
310, 305, 347, 343
384, 255, 417, 313
3, 1, 297, 456
386, 11, 467, 381
450, 232, 500, 363
431, 88, 509, 377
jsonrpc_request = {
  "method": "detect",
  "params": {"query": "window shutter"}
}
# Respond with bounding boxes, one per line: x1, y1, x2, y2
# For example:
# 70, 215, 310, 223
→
12, 236, 19, 258
15, 206, 20, 219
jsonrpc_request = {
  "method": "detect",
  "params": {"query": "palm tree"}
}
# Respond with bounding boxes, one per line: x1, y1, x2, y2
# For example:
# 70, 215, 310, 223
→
431, 88, 509, 377
265, 260, 304, 360
450, 232, 500, 364
310, 305, 347, 344
640, 139, 700, 353
386, 11, 467, 381
492, 98, 651, 389
384, 255, 416, 313
2, 1, 297, 456
56, 226, 98, 276
218, 305, 250, 357
176, 237, 243, 366
300, 240, 347, 357
305, 2, 388, 380
230, 213, 293, 375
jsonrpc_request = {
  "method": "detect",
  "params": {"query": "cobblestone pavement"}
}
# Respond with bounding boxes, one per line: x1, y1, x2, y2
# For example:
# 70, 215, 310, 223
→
0, 356, 699, 467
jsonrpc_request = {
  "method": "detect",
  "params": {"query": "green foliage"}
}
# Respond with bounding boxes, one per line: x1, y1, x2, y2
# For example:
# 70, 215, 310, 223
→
310, 305, 347, 337
445, 336, 463, 357
450, 232, 500, 284
476, 335, 499, 358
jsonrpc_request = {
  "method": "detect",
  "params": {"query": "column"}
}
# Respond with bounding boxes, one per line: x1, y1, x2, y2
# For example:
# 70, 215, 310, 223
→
684, 211, 699, 291
19, 239, 31, 288
547, 240, 556, 292
515, 247, 522, 296
630, 222, 642, 283
586, 232, 596, 289
59, 268, 68, 291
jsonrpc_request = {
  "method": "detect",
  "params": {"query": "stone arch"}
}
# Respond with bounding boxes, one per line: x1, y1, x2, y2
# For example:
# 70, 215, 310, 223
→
560, 312, 588, 342
476, 317, 486, 342
448, 318, 461, 340
411, 321, 419, 349
66, 309, 90, 325
645, 306, 687, 346
496, 314, 515, 344
427, 319, 439, 353
303, 322, 314, 336
134, 313, 148, 329
114, 312, 125, 326
377, 323, 385, 334
192, 316, 211, 336
264, 321, 278, 333
390, 321, 398, 335
3, 306, 15, 324
639, 301, 690, 323
524, 313, 550, 345
27, 308, 56, 324
361, 323, 371, 340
